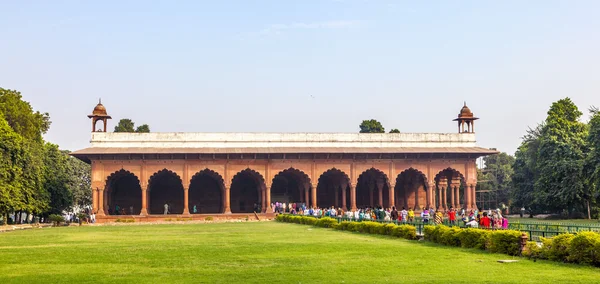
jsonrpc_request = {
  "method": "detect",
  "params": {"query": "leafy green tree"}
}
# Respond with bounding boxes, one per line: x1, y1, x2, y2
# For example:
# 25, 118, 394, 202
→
477, 152, 515, 207
359, 119, 385, 133
535, 98, 588, 214
135, 124, 150, 133
42, 143, 73, 215
114, 119, 135, 132
0, 88, 50, 141
64, 152, 91, 208
0, 115, 25, 220
114, 118, 150, 133
389, 129, 400, 133
585, 107, 600, 217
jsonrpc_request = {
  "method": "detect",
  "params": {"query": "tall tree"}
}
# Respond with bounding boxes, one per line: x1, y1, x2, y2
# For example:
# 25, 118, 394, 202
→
64, 152, 91, 208
477, 152, 515, 207
0, 88, 50, 141
511, 124, 544, 211
114, 119, 135, 132
535, 98, 588, 214
359, 119, 385, 133
389, 129, 400, 133
42, 143, 73, 215
585, 107, 600, 218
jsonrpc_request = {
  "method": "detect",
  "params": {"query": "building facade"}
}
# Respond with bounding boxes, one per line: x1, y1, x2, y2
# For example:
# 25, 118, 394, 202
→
72, 102, 497, 221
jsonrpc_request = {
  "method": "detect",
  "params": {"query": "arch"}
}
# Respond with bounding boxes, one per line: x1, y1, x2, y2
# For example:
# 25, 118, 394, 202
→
230, 168, 265, 213
356, 168, 390, 209
316, 168, 350, 209
105, 169, 142, 215
395, 168, 427, 211
148, 169, 185, 214
434, 168, 466, 210
189, 169, 225, 214
271, 168, 311, 208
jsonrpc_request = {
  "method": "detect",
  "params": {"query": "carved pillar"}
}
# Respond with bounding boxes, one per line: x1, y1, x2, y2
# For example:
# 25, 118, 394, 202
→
439, 178, 447, 210
140, 185, 148, 215
388, 182, 395, 209
92, 188, 98, 214
266, 183, 272, 212
311, 183, 317, 208
341, 185, 347, 210
183, 187, 190, 215
97, 188, 105, 216
450, 184, 455, 209
377, 180, 383, 208
414, 184, 420, 210
261, 187, 266, 213
223, 184, 232, 214
453, 178, 461, 208
426, 183, 434, 209
471, 183, 477, 210
304, 182, 310, 207
350, 184, 357, 211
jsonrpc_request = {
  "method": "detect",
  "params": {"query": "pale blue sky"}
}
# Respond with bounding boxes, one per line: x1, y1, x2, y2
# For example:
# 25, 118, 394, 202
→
1, 0, 598, 154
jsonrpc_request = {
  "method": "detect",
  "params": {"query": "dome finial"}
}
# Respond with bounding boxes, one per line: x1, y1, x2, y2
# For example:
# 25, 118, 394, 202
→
464, 101, 466, 107
99, 98, 102, 104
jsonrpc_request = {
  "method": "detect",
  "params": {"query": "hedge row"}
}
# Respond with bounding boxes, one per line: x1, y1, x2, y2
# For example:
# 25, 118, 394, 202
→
424, 225, 522, 255
524, 232, 600, 266
276, 215, 416, 240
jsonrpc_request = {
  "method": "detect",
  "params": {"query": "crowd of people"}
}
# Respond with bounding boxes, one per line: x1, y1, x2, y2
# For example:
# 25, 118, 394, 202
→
275, 201, 510, 230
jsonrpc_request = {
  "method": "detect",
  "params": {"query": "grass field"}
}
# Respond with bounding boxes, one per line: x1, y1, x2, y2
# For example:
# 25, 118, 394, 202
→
1, 222, 600, 283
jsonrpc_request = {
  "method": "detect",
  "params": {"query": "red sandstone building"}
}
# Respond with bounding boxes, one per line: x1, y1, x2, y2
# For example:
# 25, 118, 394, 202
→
72, 102, 497, 222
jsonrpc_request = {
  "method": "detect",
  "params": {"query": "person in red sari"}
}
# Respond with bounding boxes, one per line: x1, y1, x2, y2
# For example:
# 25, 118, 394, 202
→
448, 207, 457, 225
480, 212, 491, 228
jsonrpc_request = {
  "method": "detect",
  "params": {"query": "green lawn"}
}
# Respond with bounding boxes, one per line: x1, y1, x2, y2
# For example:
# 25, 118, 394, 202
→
1, 222, 599, 283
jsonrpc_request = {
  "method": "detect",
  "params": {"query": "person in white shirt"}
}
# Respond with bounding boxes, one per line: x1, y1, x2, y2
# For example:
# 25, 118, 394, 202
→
466, 217, 478, 228
400, 208, 408, 222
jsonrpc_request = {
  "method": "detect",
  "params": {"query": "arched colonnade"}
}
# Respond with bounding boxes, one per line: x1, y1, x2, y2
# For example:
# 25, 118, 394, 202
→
97, 166, 477, 216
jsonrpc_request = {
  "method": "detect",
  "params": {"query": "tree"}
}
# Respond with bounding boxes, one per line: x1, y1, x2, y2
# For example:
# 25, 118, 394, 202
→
586, 107, 600, 218
535, 98, 588, 215
511, 124, 544, 211
389, 129, 400, 133
477, 152, 515, 208
136, 124, 150, 133
359, 119, 385, 133
114, 119, 135, 132
0, 88, 50, 141
42, 143, 73, 215
64, 152, 91, 208
114, 118, 150, 133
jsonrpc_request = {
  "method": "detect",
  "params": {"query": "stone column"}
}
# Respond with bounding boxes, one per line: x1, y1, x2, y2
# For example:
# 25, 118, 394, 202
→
304, 183, 310, 207
261, 188, 266, 213
414, 185, 420, 210
471, 184, 477, 210
388, 182, 395, 209
341, 185, 347, 210
183, 187, 190, 215
350, 184, 357, 211
439, 178, 447, 210
311, 183, 318, 209
97, 188, 105, 216
92, 189, 98, 213
450, 184, 455, 209
266, 183, 272, 212
454, 179, 461, 208
377, 181, 383, 208
223, 184, 232, 214
140, 185, 148, 215
426, 183, 434, 209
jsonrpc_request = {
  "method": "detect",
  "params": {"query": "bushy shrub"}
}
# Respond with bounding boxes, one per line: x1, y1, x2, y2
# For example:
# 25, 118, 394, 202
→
523, 241, 543, 259
423, 225, 436, 241
543, 234, 574, 261
488, 230, 522, 255
392, 225, 417, 240
567, 232, 600, 265
315, 217, 338, 228
458, 228, 490, 249
303, 216, 317, 226
48, 214, 65, 226
336, 221, 352, 231
384, 223, 398, 235
430, 225, 450, 243
440, 227, 462, 247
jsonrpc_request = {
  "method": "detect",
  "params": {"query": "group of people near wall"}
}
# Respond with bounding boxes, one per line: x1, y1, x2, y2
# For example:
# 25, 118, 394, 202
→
279, 203, 509, 230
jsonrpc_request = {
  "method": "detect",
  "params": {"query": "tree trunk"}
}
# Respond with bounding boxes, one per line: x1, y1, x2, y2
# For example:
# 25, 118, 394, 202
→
587, 200, 591, 220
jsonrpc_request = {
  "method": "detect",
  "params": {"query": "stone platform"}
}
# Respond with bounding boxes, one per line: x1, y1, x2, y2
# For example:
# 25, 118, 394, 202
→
95, 213, 276, 223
